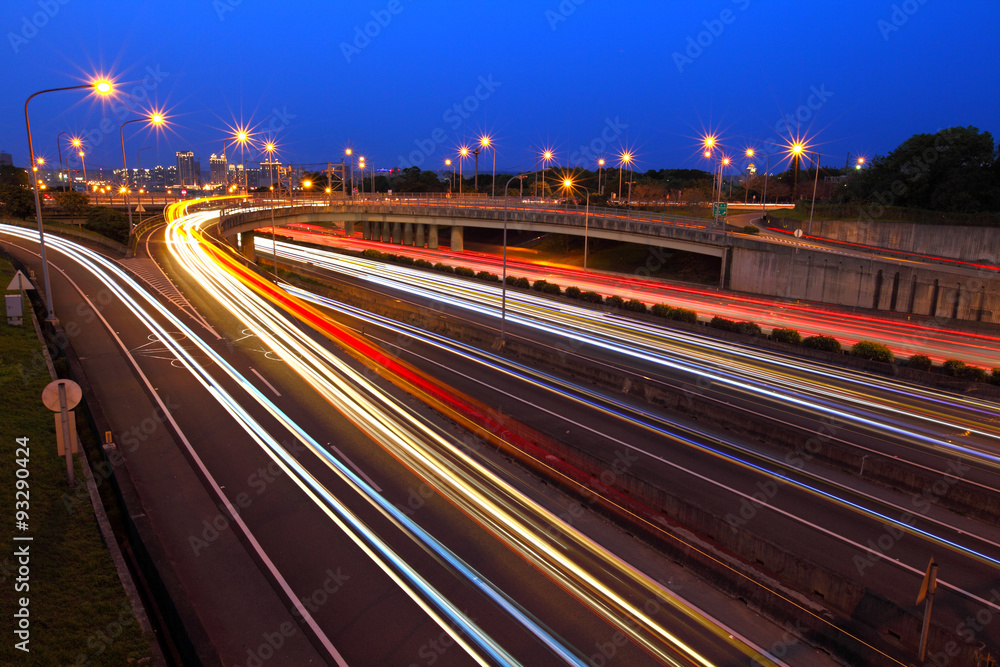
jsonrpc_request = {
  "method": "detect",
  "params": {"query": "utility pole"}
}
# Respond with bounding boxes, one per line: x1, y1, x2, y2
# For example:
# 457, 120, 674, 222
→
917, 557, 938, 663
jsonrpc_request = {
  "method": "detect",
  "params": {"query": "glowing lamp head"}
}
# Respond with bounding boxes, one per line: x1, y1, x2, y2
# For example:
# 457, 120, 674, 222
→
72, 138, 81, 147
543, 151, 553, 160
79, 151, 84, 157
598, 158, 605, 166
563, 178, 573, 188
791, 143, 804, 156
325, 187, 331, 193
94, 80, 113, 95
445, 159, 452, 166
303, 180, 312, 188
150, 113, 164, 125
704, 151, 711, 158
264, 142, 275, 152
460, 147, 469, 157
857, 156, 865, 164
745, 148, 754, 157
722, 157, 730, 166
703, 136, 715, 148
236, 131, 248, 143
345, 148, 352, 156
480, 136, 490, 148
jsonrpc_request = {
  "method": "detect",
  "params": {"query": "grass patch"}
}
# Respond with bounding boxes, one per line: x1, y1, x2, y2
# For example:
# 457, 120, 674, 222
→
0, 257, 152, 665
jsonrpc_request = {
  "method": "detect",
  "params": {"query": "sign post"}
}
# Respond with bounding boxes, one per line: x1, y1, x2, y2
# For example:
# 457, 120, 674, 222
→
916, 557, 938, 662
42, 379, 82, 487
5, 270, 35, 326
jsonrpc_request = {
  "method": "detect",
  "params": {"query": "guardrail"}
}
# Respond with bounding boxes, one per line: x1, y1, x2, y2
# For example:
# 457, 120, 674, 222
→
218, 198, 725, 241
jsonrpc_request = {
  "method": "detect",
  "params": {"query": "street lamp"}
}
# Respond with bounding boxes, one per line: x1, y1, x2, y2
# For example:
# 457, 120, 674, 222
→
458, 146, 469, 197
233, 127, 251, 195
25, 77, 114, 321
597, 158, 605, 195
479, 134, 496, 197
541, 150, 554, 199
444, 158, 453, 195
71, 138, 87, 190
788, 140, 821, 234
617, 150, 633, 203
56, 131, 67, 189
260, 141, 279, 280
137, 146, 152, 223
501, 173, 529, 344
121, 111, 165, 253
562, 178, 591, 269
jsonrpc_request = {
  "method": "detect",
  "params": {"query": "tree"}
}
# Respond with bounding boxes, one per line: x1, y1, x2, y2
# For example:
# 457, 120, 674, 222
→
84, 207, 128, 244
0, 185, 35, 219
847, 126, 999, 213
55, 191, 90, 225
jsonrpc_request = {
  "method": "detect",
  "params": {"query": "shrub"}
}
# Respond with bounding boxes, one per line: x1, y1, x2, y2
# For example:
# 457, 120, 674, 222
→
580, 290, 603, 304
383, 253, 399, 262
564, 286, 582, 299
475, 270, 499, 282
532, 279, 550, 291
539, 282, 561, 295
742, 224, 760, 235
514, 277, 531, 289
414, 258, 434, 268
991, 368, 1000, 385
770, 328, 802, 345
454, 266, 476, 277
907, 354, 932, 371
710, 316, 737, 332
605, 295, 624, 308
623, 298, 647, 313
734, 321, 762, 336
433, 262, 453, 273
84, 207, 129, 244
670, 307, 698, 323
942, 359, 966, 377
802, 335, 842, 353
651, 304, 674, 318
504, 275, 519, 285
362, 249, 383, 259
395, 254, 415, 266
960, 365, 988, 382
851, 341, 894, 363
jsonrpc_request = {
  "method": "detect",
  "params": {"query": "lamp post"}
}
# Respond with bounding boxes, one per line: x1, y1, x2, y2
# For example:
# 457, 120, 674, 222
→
597, 158, 605, 195
345, 147, 354, 197
263, 141, 278, 280
807, 151, 821, 235
25, 79, 113, 321
121, 111, 165, 254
562, 178, 591, 269
444, 159, 452, 195
479, 135, 495, 197
617, 150, 632, 204
137, 146, 152, 223
233, 128, 251, 195
459, 146, 469, 198
501, 173, 528, 344
56, 131, 67, 189
72, 138, 86, 190
541, 150, 553, 200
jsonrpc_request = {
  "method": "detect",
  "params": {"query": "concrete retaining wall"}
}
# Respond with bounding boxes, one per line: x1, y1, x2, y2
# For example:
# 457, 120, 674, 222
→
795, 219, 1000, 264
728, 244, 1000, 324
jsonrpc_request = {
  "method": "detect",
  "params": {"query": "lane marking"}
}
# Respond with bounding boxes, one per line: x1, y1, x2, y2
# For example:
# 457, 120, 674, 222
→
328, 443, 382, 493
249, 367, 282, 396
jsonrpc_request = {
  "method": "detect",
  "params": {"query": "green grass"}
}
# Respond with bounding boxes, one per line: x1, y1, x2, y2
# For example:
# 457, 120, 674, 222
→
0, 257, 152, 665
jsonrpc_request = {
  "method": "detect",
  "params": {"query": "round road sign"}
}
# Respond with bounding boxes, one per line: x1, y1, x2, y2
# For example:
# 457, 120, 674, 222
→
42, 379, 82, 412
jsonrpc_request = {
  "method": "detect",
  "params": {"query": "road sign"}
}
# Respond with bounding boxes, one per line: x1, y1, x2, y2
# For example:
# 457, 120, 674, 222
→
713, 202, 728, 217
42, 379, 82, 412
6, 270, 34, 292
794, 228, 803, 238
134, 203, 146, 213
6, 294, 23, 325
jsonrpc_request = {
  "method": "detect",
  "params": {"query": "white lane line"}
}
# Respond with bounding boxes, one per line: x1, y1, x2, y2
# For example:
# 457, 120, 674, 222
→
249, 367, 282, 396
328, 443, 382, 493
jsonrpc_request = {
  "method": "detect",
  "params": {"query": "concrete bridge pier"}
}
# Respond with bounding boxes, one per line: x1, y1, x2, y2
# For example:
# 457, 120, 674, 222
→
238, 232, 256, 262
362, 220, 371, 240
381, 221, 391, 244
391, 222, 402, 245
450, 226, 463, 252
428, 224, 439, 250
415, 224, 425, 248
344, 220, 355, 239
403, 223, 414, 246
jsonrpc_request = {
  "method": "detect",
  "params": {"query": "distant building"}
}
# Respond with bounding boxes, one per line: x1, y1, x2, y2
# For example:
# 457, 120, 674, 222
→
0, 150, 12, 167
193, 159, 202, 185
209, 153, 228, 185
166, 165, 179, 187
176, 151, 196, 186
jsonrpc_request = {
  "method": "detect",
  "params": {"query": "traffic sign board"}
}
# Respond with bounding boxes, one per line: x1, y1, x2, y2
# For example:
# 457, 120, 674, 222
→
134, 203, 146, 213
6, 270, 34, 292
713, 202, 728, 217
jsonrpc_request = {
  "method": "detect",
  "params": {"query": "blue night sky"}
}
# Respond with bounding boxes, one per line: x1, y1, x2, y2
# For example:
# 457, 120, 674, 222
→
2, 0, 998, 176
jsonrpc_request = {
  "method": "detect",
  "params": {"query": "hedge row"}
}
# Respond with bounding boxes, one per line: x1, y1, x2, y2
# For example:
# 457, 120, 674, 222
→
360, 247, 1000, 385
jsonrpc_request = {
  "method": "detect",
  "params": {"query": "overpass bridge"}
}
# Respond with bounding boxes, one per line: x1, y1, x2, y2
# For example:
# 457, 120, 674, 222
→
215, 198, 1000, 325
